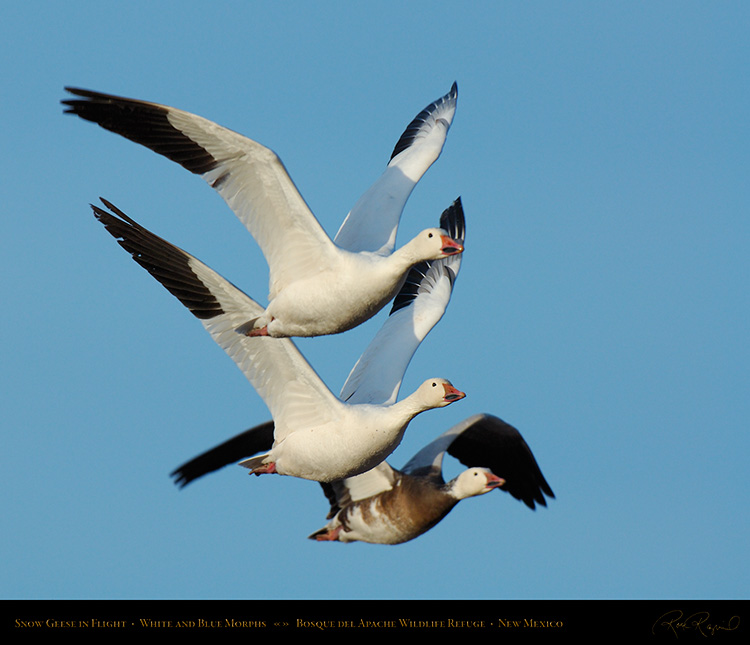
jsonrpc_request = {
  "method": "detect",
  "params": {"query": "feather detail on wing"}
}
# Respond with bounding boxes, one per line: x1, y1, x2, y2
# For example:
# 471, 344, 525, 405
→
64, 88, 338, 297
91, 198, 340, 439
333, 82, 458, 255
339, 197, 464, 404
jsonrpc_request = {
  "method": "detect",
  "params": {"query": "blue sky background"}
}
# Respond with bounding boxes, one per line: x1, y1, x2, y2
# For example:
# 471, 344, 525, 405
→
2, 2, 748, 600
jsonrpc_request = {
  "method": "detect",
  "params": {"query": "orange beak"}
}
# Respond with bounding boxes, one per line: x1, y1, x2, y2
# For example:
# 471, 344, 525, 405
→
440, 235, 464, 256
442, 383, 466, 402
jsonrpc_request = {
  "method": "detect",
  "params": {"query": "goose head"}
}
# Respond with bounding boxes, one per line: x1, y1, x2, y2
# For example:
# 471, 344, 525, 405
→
412, 227, 464, 261
450, 467, 505, 500
415, 378, 466, 409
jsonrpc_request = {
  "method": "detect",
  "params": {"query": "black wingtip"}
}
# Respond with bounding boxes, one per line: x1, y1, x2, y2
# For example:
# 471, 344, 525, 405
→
93, 197, 138, 226
439, 196, 465, 244
64, 86, 88, 95
389, 83, 459, 161
446, 414, 555, 512
61, 88, 220, 176
388, 196, 464, 316
92, 198, 226, 321
169, 469, 191, 490
61, 86, 81, 109
168, 422, 276, 489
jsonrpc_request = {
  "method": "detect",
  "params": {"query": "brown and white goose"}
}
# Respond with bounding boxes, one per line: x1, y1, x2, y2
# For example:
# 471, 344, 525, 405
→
92, 198, 465, 482
309, 413, 554, 544
64, 84, 461, 338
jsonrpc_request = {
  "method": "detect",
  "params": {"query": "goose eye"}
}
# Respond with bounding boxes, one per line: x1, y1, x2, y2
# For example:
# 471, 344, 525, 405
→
428, 232, 433, 238
432, 382, 437, 387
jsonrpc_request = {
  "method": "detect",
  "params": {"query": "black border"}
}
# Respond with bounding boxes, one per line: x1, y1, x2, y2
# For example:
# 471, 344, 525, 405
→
3, 599, 747, 640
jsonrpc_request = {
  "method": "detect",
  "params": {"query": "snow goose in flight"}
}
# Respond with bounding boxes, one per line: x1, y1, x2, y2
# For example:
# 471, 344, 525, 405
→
64, 84, 461, 337
170, 196, 466, 487
310, 413, 554, 544
165, 199, 553, 544
92, 198, 465, 482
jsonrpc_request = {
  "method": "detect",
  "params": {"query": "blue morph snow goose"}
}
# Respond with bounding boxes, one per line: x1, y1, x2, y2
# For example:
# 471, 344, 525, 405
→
92, 198, 465, 483
65, 84, 461, 337
310, 413, 554, 544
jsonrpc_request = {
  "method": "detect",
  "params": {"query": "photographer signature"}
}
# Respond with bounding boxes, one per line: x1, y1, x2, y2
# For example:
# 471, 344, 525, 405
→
652, 610, 740, 638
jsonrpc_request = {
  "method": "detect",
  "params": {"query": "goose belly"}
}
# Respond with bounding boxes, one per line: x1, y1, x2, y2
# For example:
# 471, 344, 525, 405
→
337, 506, 412, 544
273, 423, 403, 483
268, 270, 403, 337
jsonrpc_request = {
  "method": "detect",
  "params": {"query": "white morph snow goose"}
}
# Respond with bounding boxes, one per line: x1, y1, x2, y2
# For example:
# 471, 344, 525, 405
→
92, 198, 465, 482
64, 84, 462, 337
170, 196, 466, 487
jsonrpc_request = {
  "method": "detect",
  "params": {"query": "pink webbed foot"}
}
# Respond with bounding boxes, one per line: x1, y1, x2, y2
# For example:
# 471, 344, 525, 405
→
315, 526, 342, 542
250, 462, 277, 476
246, 326, 269, 337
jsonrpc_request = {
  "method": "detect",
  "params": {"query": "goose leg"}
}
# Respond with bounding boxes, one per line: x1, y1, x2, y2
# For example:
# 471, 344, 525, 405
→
249, 462, 277, 476
314, 526, 342, 541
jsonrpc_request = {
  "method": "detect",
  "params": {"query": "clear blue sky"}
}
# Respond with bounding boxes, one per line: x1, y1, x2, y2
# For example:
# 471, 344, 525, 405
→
2, 1, 748, 600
